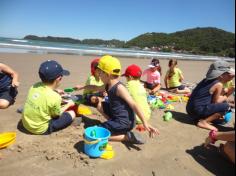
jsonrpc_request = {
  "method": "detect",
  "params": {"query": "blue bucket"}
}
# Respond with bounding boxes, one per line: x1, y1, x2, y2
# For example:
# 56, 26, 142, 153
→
84, 126, 111, 158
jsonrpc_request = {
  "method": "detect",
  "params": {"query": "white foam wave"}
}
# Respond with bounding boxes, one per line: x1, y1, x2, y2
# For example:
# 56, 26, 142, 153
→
0, 42, 234, 62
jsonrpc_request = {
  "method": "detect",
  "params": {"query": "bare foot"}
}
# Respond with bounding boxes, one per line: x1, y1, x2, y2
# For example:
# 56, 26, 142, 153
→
197, 120, 218, 131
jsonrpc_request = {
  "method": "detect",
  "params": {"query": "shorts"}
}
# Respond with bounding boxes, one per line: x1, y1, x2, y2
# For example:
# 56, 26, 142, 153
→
144, 82, 157, 90
44, 112, 73, 135
0, 87, 18, 105
186, 102, 230, 122
168, 85, 186, 91
101, 101, 135, 135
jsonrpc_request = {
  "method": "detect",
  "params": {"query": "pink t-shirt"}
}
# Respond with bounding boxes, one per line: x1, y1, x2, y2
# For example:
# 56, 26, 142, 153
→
142, 69, 161, 84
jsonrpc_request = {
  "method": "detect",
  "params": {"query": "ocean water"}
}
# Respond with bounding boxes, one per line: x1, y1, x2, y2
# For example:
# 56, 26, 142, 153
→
0, 37, 234, 62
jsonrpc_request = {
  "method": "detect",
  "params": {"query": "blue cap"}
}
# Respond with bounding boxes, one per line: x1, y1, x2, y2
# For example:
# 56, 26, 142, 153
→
39, 60, 70, 81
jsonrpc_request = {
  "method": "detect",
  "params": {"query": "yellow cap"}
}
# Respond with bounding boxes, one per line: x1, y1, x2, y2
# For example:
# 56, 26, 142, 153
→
98, 55, 121, 76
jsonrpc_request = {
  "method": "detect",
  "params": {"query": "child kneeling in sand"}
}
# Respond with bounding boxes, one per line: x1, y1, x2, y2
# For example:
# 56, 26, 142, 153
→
186, 60, 235, 131
22, 60, 76, 135
164, 59, 190, 94
122, 64, 151, 127
82, 58, 105, 107
0, 63, 19, 109
76, 55, 159, 144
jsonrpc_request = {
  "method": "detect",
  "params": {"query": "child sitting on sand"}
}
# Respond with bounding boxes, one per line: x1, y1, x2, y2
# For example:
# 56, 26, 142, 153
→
76, 55, 159, 144
22, 60, 76, 135
0, 63, 19, 109
186, 60, 235, 131
164, 59, 190, 94
82, 58, 105, 107
142, 58, 162, 94
122, 64, 151, 125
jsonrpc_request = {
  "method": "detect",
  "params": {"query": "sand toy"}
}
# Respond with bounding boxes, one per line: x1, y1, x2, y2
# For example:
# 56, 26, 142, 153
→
0, 132, 16, 149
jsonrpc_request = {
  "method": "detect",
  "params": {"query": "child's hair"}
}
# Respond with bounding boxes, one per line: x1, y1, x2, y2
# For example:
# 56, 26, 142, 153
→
168, 59, 178, 78
151, 58, 162, 75
39, 73, 59, 84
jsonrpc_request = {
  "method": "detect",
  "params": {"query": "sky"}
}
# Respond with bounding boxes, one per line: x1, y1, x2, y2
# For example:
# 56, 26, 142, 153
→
0, 0, 235, 41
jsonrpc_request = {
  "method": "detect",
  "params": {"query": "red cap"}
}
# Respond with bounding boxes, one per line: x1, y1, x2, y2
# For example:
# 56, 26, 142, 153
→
122, 64, 142, 78
91, 58, 100, 76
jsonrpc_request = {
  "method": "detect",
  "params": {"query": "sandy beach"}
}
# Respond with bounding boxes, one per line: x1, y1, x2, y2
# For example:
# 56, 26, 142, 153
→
0, 53, 235, 176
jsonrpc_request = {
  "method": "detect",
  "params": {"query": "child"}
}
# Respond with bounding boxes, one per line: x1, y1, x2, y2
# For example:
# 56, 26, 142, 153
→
76, 55, 159, 144
0, 63, 19, 109
22, 60, 76, 135
83, 58, 105, 107
142, 59, 161, 94
186, 60, 235, 131
122, 64, 151, 125
164, 59, 190, 94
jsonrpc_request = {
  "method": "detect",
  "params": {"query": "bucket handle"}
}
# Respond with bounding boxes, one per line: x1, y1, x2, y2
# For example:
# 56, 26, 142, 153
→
83, 137, 100, 145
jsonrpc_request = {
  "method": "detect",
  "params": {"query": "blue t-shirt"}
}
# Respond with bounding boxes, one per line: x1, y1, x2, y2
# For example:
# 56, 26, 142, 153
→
0, 71, 12, 92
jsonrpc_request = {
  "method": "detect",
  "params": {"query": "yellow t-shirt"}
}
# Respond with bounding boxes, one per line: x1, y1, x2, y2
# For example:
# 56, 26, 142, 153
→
126, 80, 151, 124
83, 75, 104, 95
166, 68, 182, 88
22, 82, 62, 134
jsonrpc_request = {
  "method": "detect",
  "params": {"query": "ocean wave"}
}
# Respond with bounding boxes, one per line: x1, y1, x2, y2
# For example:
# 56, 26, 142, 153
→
11, 39, 28, 43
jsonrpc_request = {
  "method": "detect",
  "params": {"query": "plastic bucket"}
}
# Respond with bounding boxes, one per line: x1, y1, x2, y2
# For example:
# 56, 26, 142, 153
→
84, 126, 111, 158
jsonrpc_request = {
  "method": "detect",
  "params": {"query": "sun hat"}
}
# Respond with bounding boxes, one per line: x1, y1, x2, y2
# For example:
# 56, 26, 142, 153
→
39, 60, 70, 81
98, 55, 121, 76
91, 58, 100, 76
206, 60, 235, 80
148, 59, 160, 68
122, 64, 142, 78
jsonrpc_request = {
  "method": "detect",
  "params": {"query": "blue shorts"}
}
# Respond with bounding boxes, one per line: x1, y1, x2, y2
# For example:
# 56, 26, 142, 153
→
44, 112, 73, 134
169, 85, 186, 90
101, 102, 135, 135
186, 102, 230, 122
0, 87, 18, 105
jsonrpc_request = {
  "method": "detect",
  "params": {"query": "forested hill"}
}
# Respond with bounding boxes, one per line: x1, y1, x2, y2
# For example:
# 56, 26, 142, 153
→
24, 27, 235, 58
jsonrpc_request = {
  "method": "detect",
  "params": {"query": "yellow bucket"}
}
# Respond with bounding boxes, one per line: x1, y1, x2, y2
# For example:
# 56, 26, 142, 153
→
0, 132, 16, 149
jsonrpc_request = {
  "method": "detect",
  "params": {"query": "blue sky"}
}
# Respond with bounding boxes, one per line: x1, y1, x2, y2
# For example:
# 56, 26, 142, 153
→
0, 0, 235, 41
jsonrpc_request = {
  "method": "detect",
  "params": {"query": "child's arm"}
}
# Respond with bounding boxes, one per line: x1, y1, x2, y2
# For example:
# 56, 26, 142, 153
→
0, 63, 19, 87
74, 84, 105, 92
211, 83, 228, 103
164, 73, 168, 89
117, 84, 159, 137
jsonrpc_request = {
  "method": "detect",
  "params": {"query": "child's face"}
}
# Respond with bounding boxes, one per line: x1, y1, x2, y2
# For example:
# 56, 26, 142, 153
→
94, 69, 100, 78
99, 69, 109, 84
150, 67, 157, 72
221, 72, 235, 83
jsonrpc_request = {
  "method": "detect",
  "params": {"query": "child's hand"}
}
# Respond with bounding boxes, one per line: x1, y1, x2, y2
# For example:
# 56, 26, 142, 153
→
143, 123, 160, 138
55, 89, 65, 95
66, 100, 75, 107
12, 80, 20, 87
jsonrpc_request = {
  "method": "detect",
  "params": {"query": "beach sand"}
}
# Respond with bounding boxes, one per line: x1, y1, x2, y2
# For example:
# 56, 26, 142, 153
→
0, 53, 235, 176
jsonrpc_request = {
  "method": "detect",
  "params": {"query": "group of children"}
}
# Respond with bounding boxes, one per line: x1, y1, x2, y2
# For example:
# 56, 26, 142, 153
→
0, 56, 235, 146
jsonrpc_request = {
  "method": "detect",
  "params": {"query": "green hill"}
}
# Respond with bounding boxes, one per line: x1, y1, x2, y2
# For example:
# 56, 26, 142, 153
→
125, 27, 235, 57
